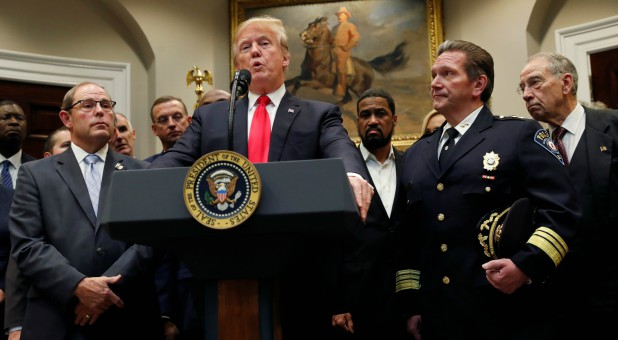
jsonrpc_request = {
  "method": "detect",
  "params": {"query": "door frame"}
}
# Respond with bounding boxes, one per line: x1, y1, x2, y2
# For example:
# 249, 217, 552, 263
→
0, 48, 130, 114
555, 15, 618, 103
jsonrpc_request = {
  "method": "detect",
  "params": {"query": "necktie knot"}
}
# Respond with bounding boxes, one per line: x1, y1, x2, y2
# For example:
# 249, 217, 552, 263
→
445, 127, 459, 141
84, 154, 101, 165
257, 95, 271, 106
552, 126, 567, 140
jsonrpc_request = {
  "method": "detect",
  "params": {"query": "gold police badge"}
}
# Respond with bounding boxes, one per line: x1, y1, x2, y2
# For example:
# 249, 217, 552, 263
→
183, 151, 261, 229
483, 152, 500, 171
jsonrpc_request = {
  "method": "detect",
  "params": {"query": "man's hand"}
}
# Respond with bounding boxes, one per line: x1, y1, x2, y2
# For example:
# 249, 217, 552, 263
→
73, 275, 125, 325
348, 175, 373, 222
482, 258, 530, 294
406, 315, 421, 340
332, 312, 354, 334
8, 330, 21, 340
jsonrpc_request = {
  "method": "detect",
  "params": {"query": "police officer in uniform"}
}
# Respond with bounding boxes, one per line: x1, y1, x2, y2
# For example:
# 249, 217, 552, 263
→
396, 40, 581, 340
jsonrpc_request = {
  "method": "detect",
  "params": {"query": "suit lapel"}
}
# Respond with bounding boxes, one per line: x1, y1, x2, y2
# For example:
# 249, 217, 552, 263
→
98, 149, 122, 231
57, 149, 98, 228
270, 93, 300, 161
419, 132, 442, 179
582, 108, 613, 207
233, 98, 250, 156
439, 107, 491, 175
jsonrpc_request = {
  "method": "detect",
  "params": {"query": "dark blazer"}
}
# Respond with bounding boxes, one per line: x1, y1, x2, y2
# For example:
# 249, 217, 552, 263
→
340, 147, 407, 339
553, 107, 618, 336
9, 148, 162, 340
399, 106, 581, 339
1, 152, 35, 335
150, 91, 366, 339
150, 92, 366, 176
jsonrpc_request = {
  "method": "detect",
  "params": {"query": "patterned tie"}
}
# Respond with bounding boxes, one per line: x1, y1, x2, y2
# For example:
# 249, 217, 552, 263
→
248, 95, 271, 163
439, 127, 459, 168
83, 154, 102, 215
552, 126, 569, 166
1, 160, 13, 190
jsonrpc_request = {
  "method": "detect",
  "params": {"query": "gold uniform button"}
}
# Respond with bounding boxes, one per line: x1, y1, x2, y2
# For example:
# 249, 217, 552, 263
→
442, 276, 450, 284
437, 183, 444, 191
440, 244, 448, 252
485, 186, 491, 192
437, 213, 445, 221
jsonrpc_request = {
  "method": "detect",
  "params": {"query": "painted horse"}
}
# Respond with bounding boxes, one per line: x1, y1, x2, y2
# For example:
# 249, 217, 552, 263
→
285, 16, 409, 105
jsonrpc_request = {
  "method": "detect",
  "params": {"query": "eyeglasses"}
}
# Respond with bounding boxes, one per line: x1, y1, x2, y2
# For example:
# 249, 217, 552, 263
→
0, 113, 25, 122
155, 113, 186, 125
65, 99, 116, 112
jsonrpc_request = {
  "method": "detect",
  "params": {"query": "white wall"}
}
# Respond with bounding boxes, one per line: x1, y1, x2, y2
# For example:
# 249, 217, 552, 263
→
0, 0, 616, 157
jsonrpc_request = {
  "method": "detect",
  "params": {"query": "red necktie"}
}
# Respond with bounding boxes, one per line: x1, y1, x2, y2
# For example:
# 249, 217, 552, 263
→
248, 95, 271, 163
552, 126, 569, 166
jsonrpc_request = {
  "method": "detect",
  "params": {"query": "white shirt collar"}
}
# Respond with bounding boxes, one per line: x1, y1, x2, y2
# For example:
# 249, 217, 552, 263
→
72, 143, 109, 163
359, 142, 395, 164
247, 84, 286, 109
440, 105, 483, 141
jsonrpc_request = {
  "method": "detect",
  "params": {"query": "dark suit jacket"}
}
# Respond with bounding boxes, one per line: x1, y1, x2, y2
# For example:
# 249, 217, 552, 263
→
8, 148, 162, 340
150, 91, 367, 339
1, 152, 36, 335
553, 107, 618, 331
399, 106, 581, 339
340, 147, 407, 339
150, 92, 366, 176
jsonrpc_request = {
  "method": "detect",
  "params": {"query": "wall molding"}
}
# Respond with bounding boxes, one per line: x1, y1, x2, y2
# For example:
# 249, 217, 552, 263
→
0, 49, 130, 114
556, 15, 618, 102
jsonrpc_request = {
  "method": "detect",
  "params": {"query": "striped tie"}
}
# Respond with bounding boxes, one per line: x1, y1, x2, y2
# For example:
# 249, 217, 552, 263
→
83, 154, 102, 215
1, 160, 13, 190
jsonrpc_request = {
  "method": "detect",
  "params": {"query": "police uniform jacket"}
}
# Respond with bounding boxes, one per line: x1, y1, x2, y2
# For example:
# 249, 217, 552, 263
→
397, 106, 581, 338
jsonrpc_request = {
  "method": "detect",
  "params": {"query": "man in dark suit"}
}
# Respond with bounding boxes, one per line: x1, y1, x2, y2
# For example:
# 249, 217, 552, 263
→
0, 99, 36, 339
332, 88, 408, 339
519, 52, 618, 339
397, 40, 581, 340
149, 15, 372, 340
8, 82, 162, 339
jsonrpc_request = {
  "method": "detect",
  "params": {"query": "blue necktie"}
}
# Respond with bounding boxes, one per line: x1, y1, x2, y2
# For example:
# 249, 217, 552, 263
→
83, 154, 102, 215
1, 160, 13, 190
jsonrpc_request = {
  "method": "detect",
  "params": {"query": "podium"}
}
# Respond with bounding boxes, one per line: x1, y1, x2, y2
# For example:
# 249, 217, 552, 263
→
101, 158, 363, 340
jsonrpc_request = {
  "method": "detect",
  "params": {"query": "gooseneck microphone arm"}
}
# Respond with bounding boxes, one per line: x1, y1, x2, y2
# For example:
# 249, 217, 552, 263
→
227, 69, 251, 151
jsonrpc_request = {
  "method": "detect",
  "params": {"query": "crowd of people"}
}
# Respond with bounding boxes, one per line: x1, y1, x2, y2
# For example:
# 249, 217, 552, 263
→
0, 11, 616, 340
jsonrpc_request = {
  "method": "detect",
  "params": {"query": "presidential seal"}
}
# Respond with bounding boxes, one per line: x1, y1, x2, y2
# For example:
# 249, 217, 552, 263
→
183, 151, 261, 229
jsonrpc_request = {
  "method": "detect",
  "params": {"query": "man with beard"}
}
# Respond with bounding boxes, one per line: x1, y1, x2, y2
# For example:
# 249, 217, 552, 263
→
332, 88, 408, 340
0, 99, 35, 339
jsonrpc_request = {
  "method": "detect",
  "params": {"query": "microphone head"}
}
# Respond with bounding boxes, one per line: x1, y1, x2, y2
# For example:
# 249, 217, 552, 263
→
231, 69, 251, 97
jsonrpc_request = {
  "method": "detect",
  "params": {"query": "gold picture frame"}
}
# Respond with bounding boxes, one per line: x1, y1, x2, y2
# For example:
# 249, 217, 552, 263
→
230, 0, 443, 150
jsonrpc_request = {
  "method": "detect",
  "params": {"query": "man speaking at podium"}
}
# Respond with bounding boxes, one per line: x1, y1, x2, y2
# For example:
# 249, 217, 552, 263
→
149, 15, 373, 340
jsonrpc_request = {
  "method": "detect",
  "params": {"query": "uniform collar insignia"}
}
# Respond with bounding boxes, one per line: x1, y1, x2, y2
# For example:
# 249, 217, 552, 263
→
533, 129, 565, 165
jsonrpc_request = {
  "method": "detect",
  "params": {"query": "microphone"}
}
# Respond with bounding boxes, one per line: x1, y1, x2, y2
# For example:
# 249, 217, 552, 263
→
228, 69, 252, 151
230, 69, 251, 98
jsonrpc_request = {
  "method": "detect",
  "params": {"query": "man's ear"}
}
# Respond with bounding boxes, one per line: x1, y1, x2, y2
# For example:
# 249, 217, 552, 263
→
59, 110, 72, 128
473, 75, 488, 98
562, 73, 574, 95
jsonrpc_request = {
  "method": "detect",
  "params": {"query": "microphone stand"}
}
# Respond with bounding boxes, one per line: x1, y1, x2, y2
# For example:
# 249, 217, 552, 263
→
228, 71, 240, 151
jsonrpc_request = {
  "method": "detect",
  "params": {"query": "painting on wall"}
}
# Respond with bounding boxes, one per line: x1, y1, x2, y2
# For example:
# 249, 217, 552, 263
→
231, 0, 443, 147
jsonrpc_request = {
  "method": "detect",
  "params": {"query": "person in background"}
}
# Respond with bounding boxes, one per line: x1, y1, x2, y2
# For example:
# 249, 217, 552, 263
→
144, 96, 192, 163
420, 109, 445, 136
519, 52, 618, 339
149, 15, 373, 340
4, 125, 72, 340
331, 6, 360, 103
0, 99, 36, 340
397, 40, 580, 339
8, 81, 162, 339
197, 89, 230, 107
332, 88, 408, 339
43, 126, 71, 157
0, 100, 36, 190
145, 95, 195, 339
110, 112, 136, 157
